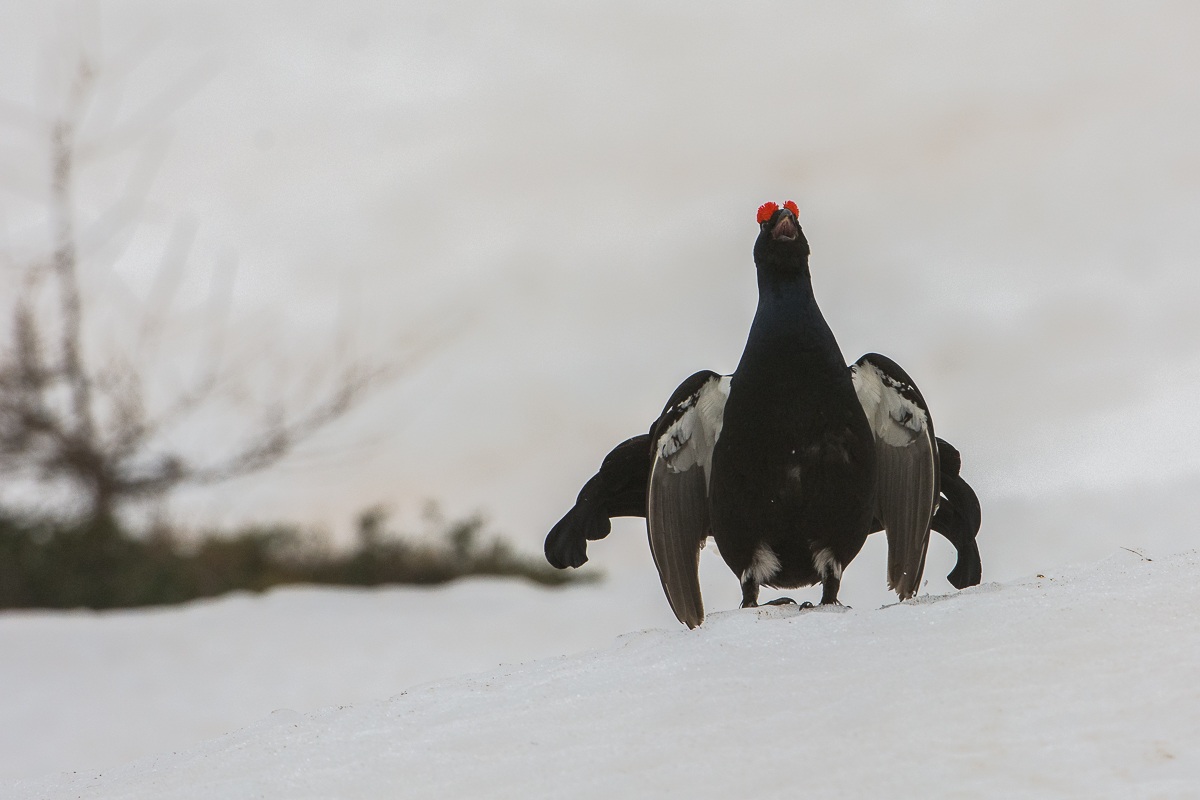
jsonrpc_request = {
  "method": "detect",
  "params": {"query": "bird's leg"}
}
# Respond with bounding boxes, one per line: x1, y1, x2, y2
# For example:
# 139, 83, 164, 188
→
740, 579, 760, 608
819, 573, 844, 606
814, 547, 847, 606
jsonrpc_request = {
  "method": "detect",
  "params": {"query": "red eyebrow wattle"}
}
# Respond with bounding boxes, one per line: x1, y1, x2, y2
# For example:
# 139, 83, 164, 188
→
756, 202, 780, 224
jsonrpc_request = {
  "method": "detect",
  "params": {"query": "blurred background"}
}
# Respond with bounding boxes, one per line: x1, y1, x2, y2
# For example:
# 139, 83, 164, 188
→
1, 0, 1198, 781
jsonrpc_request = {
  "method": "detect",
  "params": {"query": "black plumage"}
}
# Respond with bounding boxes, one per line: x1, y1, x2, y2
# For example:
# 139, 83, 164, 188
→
545, 203, 981, 627
543, 431, 980, 586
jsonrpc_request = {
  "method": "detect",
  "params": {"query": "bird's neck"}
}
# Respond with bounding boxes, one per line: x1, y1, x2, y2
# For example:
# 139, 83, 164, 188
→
737, 266, 847, 379
756, 264, 814, 308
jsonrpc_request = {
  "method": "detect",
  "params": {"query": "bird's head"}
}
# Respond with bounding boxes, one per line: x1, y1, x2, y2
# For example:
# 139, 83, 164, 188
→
752, 200, 810, 273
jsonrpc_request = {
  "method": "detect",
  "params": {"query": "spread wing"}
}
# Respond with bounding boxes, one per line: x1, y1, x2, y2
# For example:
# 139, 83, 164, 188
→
852, 353, 938, 600
647, 371, 730, 628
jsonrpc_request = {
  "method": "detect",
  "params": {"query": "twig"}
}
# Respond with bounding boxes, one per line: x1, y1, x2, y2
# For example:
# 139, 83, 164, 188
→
1120, 547, 1152, 562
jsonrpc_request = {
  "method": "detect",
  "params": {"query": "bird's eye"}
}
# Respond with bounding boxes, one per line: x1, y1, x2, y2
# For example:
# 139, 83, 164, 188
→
784, 201, 799, 217
756, 202, 779, 224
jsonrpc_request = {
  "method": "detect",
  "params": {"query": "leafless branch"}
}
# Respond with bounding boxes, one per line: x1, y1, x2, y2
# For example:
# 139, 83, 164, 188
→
0, 50, 415, 524
187, 363, 388, 484
48, 59, 97, 446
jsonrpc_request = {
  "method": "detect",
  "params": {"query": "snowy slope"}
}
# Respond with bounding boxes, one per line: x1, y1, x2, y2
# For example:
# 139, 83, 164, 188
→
8, 550, 1198, 799
0, 555, 682, 781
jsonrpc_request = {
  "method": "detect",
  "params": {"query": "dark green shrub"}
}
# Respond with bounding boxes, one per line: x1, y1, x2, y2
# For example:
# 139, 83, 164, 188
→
0, 508, 596, 610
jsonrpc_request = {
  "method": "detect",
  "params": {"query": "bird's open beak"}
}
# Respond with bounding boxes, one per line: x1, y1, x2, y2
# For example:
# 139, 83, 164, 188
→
770, 211, 798, 242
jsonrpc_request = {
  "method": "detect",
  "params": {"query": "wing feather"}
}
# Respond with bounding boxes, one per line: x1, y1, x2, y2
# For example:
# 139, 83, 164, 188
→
544, 435, 652, 569
852, 354, 938, 600
646, 371, 729, 628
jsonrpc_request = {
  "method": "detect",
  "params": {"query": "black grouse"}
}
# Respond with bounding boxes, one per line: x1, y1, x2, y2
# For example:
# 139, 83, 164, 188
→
545, 201, 981, 628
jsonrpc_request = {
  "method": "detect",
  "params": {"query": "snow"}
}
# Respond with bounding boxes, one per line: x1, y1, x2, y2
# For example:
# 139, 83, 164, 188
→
6, 549, 1198, 799
0, 554, 680, 781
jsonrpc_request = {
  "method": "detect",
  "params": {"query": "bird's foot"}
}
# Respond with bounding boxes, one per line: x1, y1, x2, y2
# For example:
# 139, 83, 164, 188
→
741, 597, 812, 610
762, 597, 816, 610
819, 599, 851, 610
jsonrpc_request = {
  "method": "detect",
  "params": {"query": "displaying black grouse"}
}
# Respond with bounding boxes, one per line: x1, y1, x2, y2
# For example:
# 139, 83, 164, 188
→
545, 202, 981, 628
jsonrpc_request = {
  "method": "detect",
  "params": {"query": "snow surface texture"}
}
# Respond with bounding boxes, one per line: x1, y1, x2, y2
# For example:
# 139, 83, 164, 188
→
7, 550, 1198, 799
0, 563, 684, 780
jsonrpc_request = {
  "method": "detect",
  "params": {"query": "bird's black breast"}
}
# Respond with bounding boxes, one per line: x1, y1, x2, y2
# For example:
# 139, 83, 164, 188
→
708, 364, 876, 587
